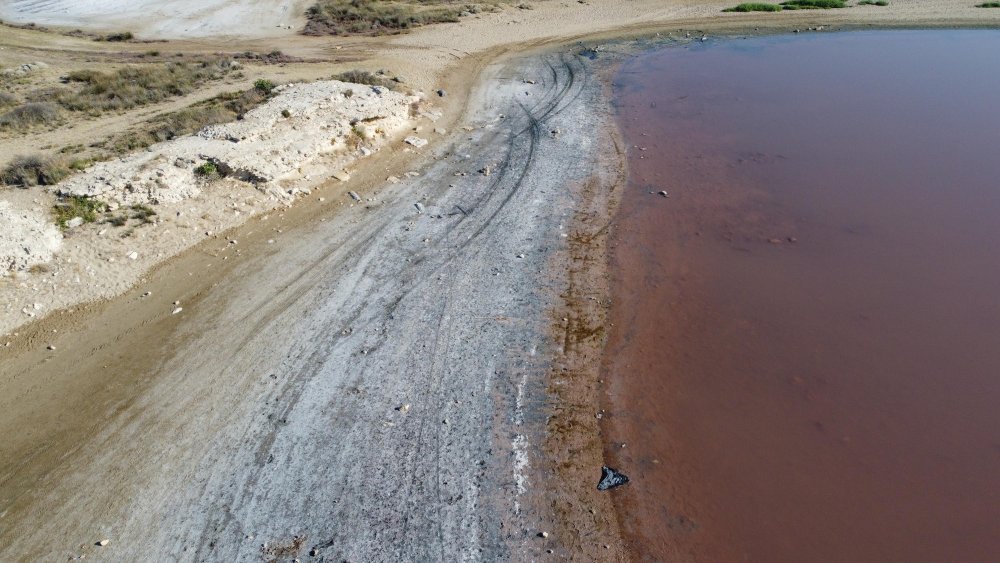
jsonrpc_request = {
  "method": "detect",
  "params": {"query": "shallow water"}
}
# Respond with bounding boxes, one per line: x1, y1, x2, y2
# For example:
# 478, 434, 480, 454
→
606, 31, 1000, 562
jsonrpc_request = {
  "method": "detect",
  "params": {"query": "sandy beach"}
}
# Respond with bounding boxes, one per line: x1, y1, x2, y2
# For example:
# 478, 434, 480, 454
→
1, 1, 999, 560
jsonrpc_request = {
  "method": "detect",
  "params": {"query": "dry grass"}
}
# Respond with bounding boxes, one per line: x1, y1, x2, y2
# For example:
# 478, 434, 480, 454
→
35, 59, 234, 115
332, 69, 399, 89
0, 102, 60, 130
99, 86, 271, 154
304, 0, 493, 36
0, 154, 71, 186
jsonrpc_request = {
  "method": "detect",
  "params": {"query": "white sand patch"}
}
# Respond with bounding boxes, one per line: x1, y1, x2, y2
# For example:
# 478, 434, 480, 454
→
0, 201, 61, 274
0, 0, 313, 39
57, 81, 417, 208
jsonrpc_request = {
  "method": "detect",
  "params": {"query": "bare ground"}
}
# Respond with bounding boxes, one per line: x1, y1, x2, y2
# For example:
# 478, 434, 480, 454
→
0, 48, 625, 561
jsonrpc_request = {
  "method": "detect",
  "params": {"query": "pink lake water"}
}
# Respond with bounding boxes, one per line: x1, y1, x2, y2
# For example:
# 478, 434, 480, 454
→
605, 31, 1000, 562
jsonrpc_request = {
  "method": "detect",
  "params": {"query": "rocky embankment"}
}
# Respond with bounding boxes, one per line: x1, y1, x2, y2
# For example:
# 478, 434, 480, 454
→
0, 80, 429, 337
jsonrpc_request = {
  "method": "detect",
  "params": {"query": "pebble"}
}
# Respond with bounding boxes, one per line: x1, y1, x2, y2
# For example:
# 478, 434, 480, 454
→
348, 191, 362, 202
539, 531, 549, 538
127, 251, 139, 260
96, 539, 109, 547
47, 344, 56, 351
172, 307, 183, 315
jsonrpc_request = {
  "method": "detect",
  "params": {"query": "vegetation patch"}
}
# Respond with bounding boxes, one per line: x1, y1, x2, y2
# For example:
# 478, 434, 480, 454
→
976, 1, 1000, 6
194, 161, 220, 179
857, 0, 889, 4
303, 0, 489, 36
98, 31, 134, 42
0, 102, 60, 130
781, 0, 846, 8
723, 2, 783, 11
0, 154, 71, 186
53, 195, 105, 229
0, 92, 17, 108
101, 87, 272, 154
38, 59, 233, 114
331, 69, 399, 89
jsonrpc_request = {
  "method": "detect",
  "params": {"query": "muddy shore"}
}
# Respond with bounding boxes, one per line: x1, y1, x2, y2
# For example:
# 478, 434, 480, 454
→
0, 47, 627, 561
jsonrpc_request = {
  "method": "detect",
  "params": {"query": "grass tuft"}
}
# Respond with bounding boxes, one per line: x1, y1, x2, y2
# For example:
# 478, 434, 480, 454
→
0, 154, 71, 186
723, 2, 783, 11
0, 102, 60, 130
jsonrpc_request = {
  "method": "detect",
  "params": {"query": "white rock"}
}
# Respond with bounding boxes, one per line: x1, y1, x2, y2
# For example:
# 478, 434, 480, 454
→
172, 307, 183, 315
404, 136, 428, 148
332, 170, 351, 182
127, 251, 139, 260
65, 217, 85, 229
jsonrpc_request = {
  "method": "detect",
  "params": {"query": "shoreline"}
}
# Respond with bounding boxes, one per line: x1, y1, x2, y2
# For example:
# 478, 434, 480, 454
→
1, 3, 999, 560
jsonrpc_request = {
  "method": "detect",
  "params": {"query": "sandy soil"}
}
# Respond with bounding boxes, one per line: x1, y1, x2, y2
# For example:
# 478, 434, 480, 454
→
1, 1, 999, 561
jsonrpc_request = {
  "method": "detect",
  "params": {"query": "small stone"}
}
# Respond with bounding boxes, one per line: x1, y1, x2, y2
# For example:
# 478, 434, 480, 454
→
127, 251, 138, 260
66, 217, 85, 229
387, 176, 400, 184
172, 307, 183, 315
96, 539, 109, 547
332, 170, 351, 182
538, 531, 549, 538
397, 403, 411, 413
658, 190, 669, 198
404, 136, 428, 148
47, 344, 56, 351
348, 191, 362, 202
310, 548, 319, 556
436, 89, 447, 97
414, 202, 425, 213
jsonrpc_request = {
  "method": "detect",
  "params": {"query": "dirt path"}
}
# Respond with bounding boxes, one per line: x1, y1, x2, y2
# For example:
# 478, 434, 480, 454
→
0, 48, 623, 562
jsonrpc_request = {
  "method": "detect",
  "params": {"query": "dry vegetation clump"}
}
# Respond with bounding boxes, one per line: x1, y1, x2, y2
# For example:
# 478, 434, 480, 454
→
304, 0, 492, 36
100, 86, 274, 154
0, 92, 17, 108
0, 102, 60, 130
0, 154, 72, 187
39, 59, 234, 114
331, 69, 399, 89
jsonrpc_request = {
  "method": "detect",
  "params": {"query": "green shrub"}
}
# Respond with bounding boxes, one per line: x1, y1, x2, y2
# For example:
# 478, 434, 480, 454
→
254, 79, 276, 94
53, 196, 105, 229
0, 154, 71, 186
976, 1, 1000, 6
281, 108, 292, 118
723, 2, 783, 10
858, 0, 888, 4
193, 161, 219, 177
